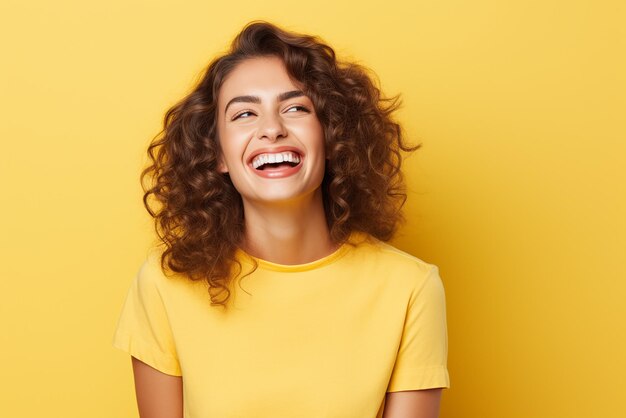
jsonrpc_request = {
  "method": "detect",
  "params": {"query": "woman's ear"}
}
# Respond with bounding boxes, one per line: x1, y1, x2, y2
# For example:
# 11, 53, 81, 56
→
217, 156, 229, 174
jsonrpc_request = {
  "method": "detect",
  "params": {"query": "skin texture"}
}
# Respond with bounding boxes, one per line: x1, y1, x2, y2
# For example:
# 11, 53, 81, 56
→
132, 357, 183, 418
382, 389, 443, 418
131, 57, 443, 417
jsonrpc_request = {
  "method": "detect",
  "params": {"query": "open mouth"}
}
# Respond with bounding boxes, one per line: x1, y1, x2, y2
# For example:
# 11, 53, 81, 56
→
251, 151, 302, 171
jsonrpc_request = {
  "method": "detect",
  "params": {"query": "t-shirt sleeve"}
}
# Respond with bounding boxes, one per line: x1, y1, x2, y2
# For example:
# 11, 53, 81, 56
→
387, 264, 450, 392
111, 257, 182, 376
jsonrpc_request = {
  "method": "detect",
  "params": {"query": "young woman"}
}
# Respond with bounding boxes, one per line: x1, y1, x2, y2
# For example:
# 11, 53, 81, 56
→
113, 21, 450, 418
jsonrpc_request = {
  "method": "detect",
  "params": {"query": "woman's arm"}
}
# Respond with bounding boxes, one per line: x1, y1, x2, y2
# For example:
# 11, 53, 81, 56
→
131, 356, 183, 418
382, 388, 443, 418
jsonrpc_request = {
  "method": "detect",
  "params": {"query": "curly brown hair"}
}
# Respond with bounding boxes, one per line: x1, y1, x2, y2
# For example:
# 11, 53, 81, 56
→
141, 21, 420, 308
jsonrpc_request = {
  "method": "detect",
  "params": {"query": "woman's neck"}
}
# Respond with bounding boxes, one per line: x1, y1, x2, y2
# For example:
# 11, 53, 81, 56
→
240, 189, 337, 265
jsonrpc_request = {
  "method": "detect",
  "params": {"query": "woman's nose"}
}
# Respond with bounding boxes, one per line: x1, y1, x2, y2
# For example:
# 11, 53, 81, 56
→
256, 113, 287, 142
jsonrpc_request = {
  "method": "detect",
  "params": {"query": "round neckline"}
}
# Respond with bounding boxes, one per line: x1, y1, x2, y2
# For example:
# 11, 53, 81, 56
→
236, 237, 355, 273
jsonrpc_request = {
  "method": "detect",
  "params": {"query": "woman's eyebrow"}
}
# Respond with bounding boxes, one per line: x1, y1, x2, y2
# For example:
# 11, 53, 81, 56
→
224, 90, 305, 113
277, 90, 305, 102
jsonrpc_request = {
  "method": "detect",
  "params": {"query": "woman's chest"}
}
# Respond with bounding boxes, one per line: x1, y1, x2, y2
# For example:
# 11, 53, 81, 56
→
167, 275, 409, 417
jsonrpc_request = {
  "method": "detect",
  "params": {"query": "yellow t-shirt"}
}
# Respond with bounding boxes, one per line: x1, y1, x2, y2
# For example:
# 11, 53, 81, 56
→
112, 235, 450, 417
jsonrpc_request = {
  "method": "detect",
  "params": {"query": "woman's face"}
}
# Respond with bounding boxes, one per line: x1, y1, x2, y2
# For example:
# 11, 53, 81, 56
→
216, 56, 326, 206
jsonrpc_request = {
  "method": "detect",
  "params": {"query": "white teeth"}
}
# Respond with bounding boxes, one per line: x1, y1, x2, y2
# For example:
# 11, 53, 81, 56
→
252, 151, 301, 169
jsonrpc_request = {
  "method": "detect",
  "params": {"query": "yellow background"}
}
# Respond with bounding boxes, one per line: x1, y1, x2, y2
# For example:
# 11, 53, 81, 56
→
1, 0, 624, 417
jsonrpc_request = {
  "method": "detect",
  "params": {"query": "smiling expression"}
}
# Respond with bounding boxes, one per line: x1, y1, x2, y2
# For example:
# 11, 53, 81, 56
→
216, 56, 326, 205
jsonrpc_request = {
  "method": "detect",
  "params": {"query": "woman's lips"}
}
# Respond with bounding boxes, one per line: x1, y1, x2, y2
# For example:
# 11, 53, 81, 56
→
247, 145, 304, 166
251, 151, 301, 170
246, 146, 305, 178
251, 159, 303, 178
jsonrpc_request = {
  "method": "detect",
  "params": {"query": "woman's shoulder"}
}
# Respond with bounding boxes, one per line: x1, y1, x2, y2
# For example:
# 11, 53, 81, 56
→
350, 233, 437, 277
342, 234, 444, 301
134, 248, 191, 290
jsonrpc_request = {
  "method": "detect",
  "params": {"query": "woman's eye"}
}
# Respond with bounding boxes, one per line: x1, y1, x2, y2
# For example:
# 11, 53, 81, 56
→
233, 111, 255, 120
285, 105, 310, 113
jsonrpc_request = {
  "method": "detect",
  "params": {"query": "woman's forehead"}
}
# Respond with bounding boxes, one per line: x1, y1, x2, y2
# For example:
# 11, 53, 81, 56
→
218, 57, 302, 105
